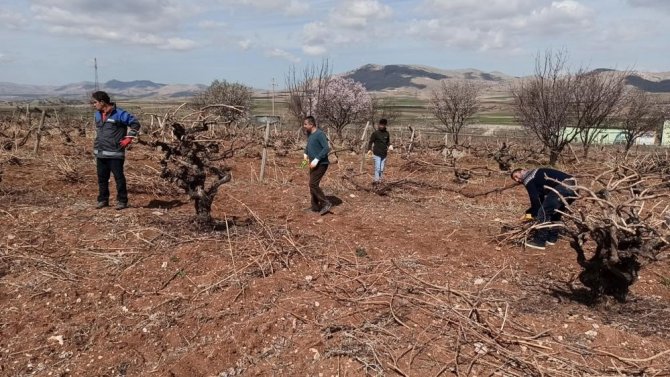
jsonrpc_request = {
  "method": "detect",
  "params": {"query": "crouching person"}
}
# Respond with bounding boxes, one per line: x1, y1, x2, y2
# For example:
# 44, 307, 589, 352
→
511, 167, 577, 250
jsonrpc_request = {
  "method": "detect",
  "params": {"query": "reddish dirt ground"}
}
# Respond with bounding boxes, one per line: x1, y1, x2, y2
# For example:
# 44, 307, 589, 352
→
1, 136, 669, 376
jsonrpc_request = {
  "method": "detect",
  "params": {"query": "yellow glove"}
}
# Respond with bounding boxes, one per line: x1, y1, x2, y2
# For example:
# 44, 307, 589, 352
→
299, 159, 308, 169
521, 213, 534, 222
366, 150, 373, 158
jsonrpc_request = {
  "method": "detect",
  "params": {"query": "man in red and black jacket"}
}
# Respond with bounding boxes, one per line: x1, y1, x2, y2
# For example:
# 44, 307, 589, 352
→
91, 91, 140, 210
511, 167, 577, 250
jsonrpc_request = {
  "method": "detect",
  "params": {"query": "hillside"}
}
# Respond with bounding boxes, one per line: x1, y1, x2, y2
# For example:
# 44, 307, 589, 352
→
341, 64, 513, 92
0, 80, 207, 101
2, 64, 670, 101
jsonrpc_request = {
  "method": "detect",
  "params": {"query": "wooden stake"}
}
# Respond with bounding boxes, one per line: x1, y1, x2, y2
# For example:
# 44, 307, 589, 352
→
259, 120, 271, 182
359, 121, 371, 173
33, 110, 46, 154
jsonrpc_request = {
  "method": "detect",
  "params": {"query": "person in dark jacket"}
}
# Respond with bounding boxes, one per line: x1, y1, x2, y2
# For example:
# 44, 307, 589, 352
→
367, 118, 393, 184
302, 116, 331, 215
511, 167, 577, 250
91, 91, 140, 210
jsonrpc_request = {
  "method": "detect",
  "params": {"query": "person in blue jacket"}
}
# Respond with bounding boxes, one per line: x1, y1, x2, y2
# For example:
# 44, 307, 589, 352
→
302, 116, 331, 215
511, 167, 577, 250
91, 91, 140, 210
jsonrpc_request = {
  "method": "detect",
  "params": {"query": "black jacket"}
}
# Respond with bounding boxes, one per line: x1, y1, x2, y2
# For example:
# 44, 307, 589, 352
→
368, 129, 391, 158
93, 105, 140, 159
522, 168, 574, 216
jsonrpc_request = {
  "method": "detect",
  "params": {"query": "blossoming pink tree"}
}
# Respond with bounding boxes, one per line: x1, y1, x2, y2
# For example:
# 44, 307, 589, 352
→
319, 77, 372, 140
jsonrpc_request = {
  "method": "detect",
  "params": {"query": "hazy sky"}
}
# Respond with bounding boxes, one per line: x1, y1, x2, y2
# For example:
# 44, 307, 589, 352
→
0, 0, 668, 88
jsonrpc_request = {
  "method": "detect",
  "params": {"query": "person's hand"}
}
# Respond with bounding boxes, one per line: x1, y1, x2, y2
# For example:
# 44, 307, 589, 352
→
366, 150, 373, 158
388, 145, 394, 151
309, 158, 319, 169
303, 153, 308, 161
299, 160, 308, 169
521, 213, 534, 222
119, 137, 133, 148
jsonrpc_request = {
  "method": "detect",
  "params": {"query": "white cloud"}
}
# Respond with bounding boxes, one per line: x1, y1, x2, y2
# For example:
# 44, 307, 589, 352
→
48, 25, 197, 50
0, 8, 28, 29
409, 0, 594, 51
29, 0, 199, 50
238, 39, 252, 50
627, 0, 670, 12
302, 44, 327, 56
199, 20, 227, 29
0, 53, 16, 63
331, 0, 392, 29
301, 0, 393, 55
266, 48, 300, 63
218, 0, 309, 15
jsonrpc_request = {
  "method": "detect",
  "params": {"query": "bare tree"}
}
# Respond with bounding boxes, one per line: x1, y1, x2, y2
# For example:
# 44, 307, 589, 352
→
191, 80, 252, 125
573, 69, 628, 158
617, 89, 667, 152
429, 80, 481, 145
512, 50, 578, 165
285, 59, 332, 125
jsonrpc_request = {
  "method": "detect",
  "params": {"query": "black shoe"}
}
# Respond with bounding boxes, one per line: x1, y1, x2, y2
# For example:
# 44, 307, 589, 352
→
115, 202, 129, 211
96, 201, 109, 209
524, 239, 546, 250
319, 201, 332, 216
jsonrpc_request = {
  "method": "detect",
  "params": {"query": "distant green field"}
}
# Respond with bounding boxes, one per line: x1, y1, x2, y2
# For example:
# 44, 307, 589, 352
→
2, 94, 519, 127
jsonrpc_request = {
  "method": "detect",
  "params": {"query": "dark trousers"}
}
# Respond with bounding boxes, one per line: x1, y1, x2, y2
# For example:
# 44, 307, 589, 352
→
96, 158, 128, 204
533, 185, 575, 244
309, 164, 329, 209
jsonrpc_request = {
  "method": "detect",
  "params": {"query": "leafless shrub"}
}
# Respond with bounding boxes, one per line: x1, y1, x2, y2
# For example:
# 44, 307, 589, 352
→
550, 166, 667, 301
151, 121, 232, 225
615, 89, 668, 152
53, 156, 84, 183
512, 50, 578, 165
191, 80, 252, 126
573, 69, 629, 158
285, 59, 332, 125
429, 80, 481, 146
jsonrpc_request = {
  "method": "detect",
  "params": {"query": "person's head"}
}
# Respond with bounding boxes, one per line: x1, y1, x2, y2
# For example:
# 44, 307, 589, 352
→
91, 91, 112, 111
378, 118, 388, 131
511, 168, 527, 184
303, 116, 317, 134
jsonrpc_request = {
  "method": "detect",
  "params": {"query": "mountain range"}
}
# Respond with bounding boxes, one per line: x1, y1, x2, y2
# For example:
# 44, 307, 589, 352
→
0, 80, 207, 101
1, 64, 669, 101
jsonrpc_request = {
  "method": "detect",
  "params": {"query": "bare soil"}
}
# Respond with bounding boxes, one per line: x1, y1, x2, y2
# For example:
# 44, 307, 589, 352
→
1, 136, 669, 376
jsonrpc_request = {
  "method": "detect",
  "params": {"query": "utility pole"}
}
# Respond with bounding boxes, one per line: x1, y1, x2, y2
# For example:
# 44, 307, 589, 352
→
94, 57, 99, 91
271, 77, 276, 116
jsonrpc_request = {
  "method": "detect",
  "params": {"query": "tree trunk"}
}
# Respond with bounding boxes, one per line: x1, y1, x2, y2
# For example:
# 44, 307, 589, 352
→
582, 143, 590, 159
194, 192, 213, 224
549, 149, 560, 165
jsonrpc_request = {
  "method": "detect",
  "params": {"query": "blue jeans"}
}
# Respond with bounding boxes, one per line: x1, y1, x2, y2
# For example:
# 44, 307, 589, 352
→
373, 155, 386, 182
533, 185, 575, 244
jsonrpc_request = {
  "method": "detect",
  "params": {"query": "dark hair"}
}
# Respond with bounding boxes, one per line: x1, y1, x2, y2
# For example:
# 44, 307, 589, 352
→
304, 115, 316, 126
510, 168, 523, 179
91, 91, 111, 104
379, 118, 388, 126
